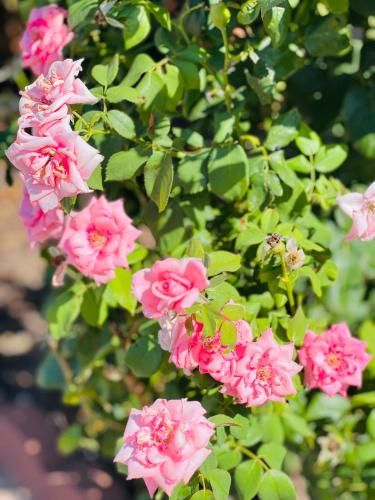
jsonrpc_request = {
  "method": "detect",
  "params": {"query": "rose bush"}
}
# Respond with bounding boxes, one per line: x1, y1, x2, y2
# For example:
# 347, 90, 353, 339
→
2, 1, 375, 499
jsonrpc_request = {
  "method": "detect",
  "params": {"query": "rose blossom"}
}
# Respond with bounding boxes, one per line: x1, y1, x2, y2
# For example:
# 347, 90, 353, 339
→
5, 122, 103, 212
20, 4, 74, 76
131, 258, 209, 320
285, 238, 305, 270
114, 399, 214, 497
298, 323, 372, 397
169, 315, 253, 382
337, 182, 375, 241
19, 188, 64, 248
221, 329, 302, 406
59, 195, 141, 285
19, 59, 97, 134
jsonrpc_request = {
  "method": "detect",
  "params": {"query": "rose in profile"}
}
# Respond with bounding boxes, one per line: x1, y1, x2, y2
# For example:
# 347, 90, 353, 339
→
20, 4, 74, 76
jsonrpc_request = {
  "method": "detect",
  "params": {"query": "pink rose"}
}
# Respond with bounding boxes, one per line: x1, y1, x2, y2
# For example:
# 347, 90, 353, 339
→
114, 399, 214, 497
131, 258, 209, 319
20, 4, 74, 76
337, 182, 375, 241
59, 195, 141, 285
298, 323, 372, 397
19, 59, 97, 134
19, 188, 64, 248
222, 329, 302, 406
5, 122, 103, 212
169, 315, 253, 382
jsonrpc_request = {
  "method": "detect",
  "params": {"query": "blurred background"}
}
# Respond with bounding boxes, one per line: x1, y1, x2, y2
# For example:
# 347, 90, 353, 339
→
0, 1, 131, 498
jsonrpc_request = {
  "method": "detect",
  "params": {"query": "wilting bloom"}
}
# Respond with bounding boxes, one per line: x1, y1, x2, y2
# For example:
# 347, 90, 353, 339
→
131, 258, 209, 320
59, 195, 141, 285
285, 238, 305, 270
114, 399, 214, 497
19, 188, 64, 248
262, 233, 284, 258
169, 315, 253, 382
20, 4, 74, 76
337, 182, 375, 242
158, 314, 178, 352
221, 329, 302, 406
5, 122, 103, 212
298, 323, 371, 397
317, 433, 346, 468
19, 58, 97, 134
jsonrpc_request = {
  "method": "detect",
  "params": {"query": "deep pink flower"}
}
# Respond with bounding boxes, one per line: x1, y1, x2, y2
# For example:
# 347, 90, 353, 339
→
169, 316, 253, 383
5, 122, 103, 212
337, 182, 375, 241
20, 4, 74, 76
131, 258, 209, 320
222, 329, 302, 406
19, 188, 64, 248
59, 195, 141, 285
19, 58, 97, 134
114, 399, 214, 497
298, 323, 372, 397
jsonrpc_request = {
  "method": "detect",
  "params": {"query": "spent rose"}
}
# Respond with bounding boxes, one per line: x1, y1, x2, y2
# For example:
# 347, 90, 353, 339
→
131, 258, 209, 319
20, 4, 74, 76
6, 122, 103, 212
114, 399, 214, 497
298, 323, 371, 397
59, 195, 141, 285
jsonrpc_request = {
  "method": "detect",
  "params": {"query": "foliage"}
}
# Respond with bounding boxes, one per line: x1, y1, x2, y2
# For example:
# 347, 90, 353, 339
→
4, 0, 375, 499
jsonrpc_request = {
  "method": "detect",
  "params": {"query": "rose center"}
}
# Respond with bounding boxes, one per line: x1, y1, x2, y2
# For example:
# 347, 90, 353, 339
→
366, 201, 375, 215
258, 366, 272, 381
327, 352, 342, 369
88, 230, 107, 248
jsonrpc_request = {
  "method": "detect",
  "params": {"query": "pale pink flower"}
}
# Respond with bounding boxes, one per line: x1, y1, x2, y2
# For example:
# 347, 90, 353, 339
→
114, 399, 214, 497
19, 188, 64, 248
169, 316, 253, 382
298, 323, 372, 397
337, 182, 375, 241
19, 59, 97, 134
285, 238, 305, 270
5, 122, 103, 212
131, 258, 209, 320
20, 4, 74, 76
59, 195, 141, 285
222, 329, 302, 406
157, 314, 178, 352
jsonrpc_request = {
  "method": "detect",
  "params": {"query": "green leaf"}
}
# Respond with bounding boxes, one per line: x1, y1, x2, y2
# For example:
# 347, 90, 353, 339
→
236, 224, 266, 249
68, 0, 98, 28
92, 54, 119, 87
208, 145, 249, 201
304, 17, 350, 57
258, 470, 296, 500
351, 392, 375, 408
81, 287, 108, 327
136, 71, 165, 109
221, 304, 245, 321
230, 415, 263, 447
216, 449, 242, 470
282, 413, 314, 439
200, 452, 219, 476
207, 251, 241, 276
174, 60, 200, 89
58, 424, 82, 455
60, 196, 77, 214
178, 151, 209, 194
47, 284, 85, 340
367, 410, 375, 439
125, 335, 162, 377
106, 85, 143, 104
37, 352, 65, 389
287, 305, 307, 346
107, 110, 135, 139
220, 320, 238, 347
170, 484, 192, 500
314, 144, 348, 173
106, 146, 150, 181
190, 491, 215, 500
265, 109, 301, 150
323, 0, 349, 14
258, 443, 286, 470
147, 3, 171, 30
108, 268, 137, 314
157, 64, 183, 111
207, 469, 231, 500
296, 266, 322, 297
209, 415, 241, 427
235, 460, 263, 500
123, 5, 151, 50
263, 3, 290, 48
286, 155, 312, 174
122, 54, 155, 86
87, 165, 103, 190
144, 152, 174, 212
305, 393, 350, 421
295, 124, 321, 156
356, 442, 375, 465
261, 208, 279, 233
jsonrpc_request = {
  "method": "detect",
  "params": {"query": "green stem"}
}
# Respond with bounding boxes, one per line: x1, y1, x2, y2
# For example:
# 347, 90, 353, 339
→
220, 27, 232, 111
280, 252, 295, 313
230, 442, 270, 470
